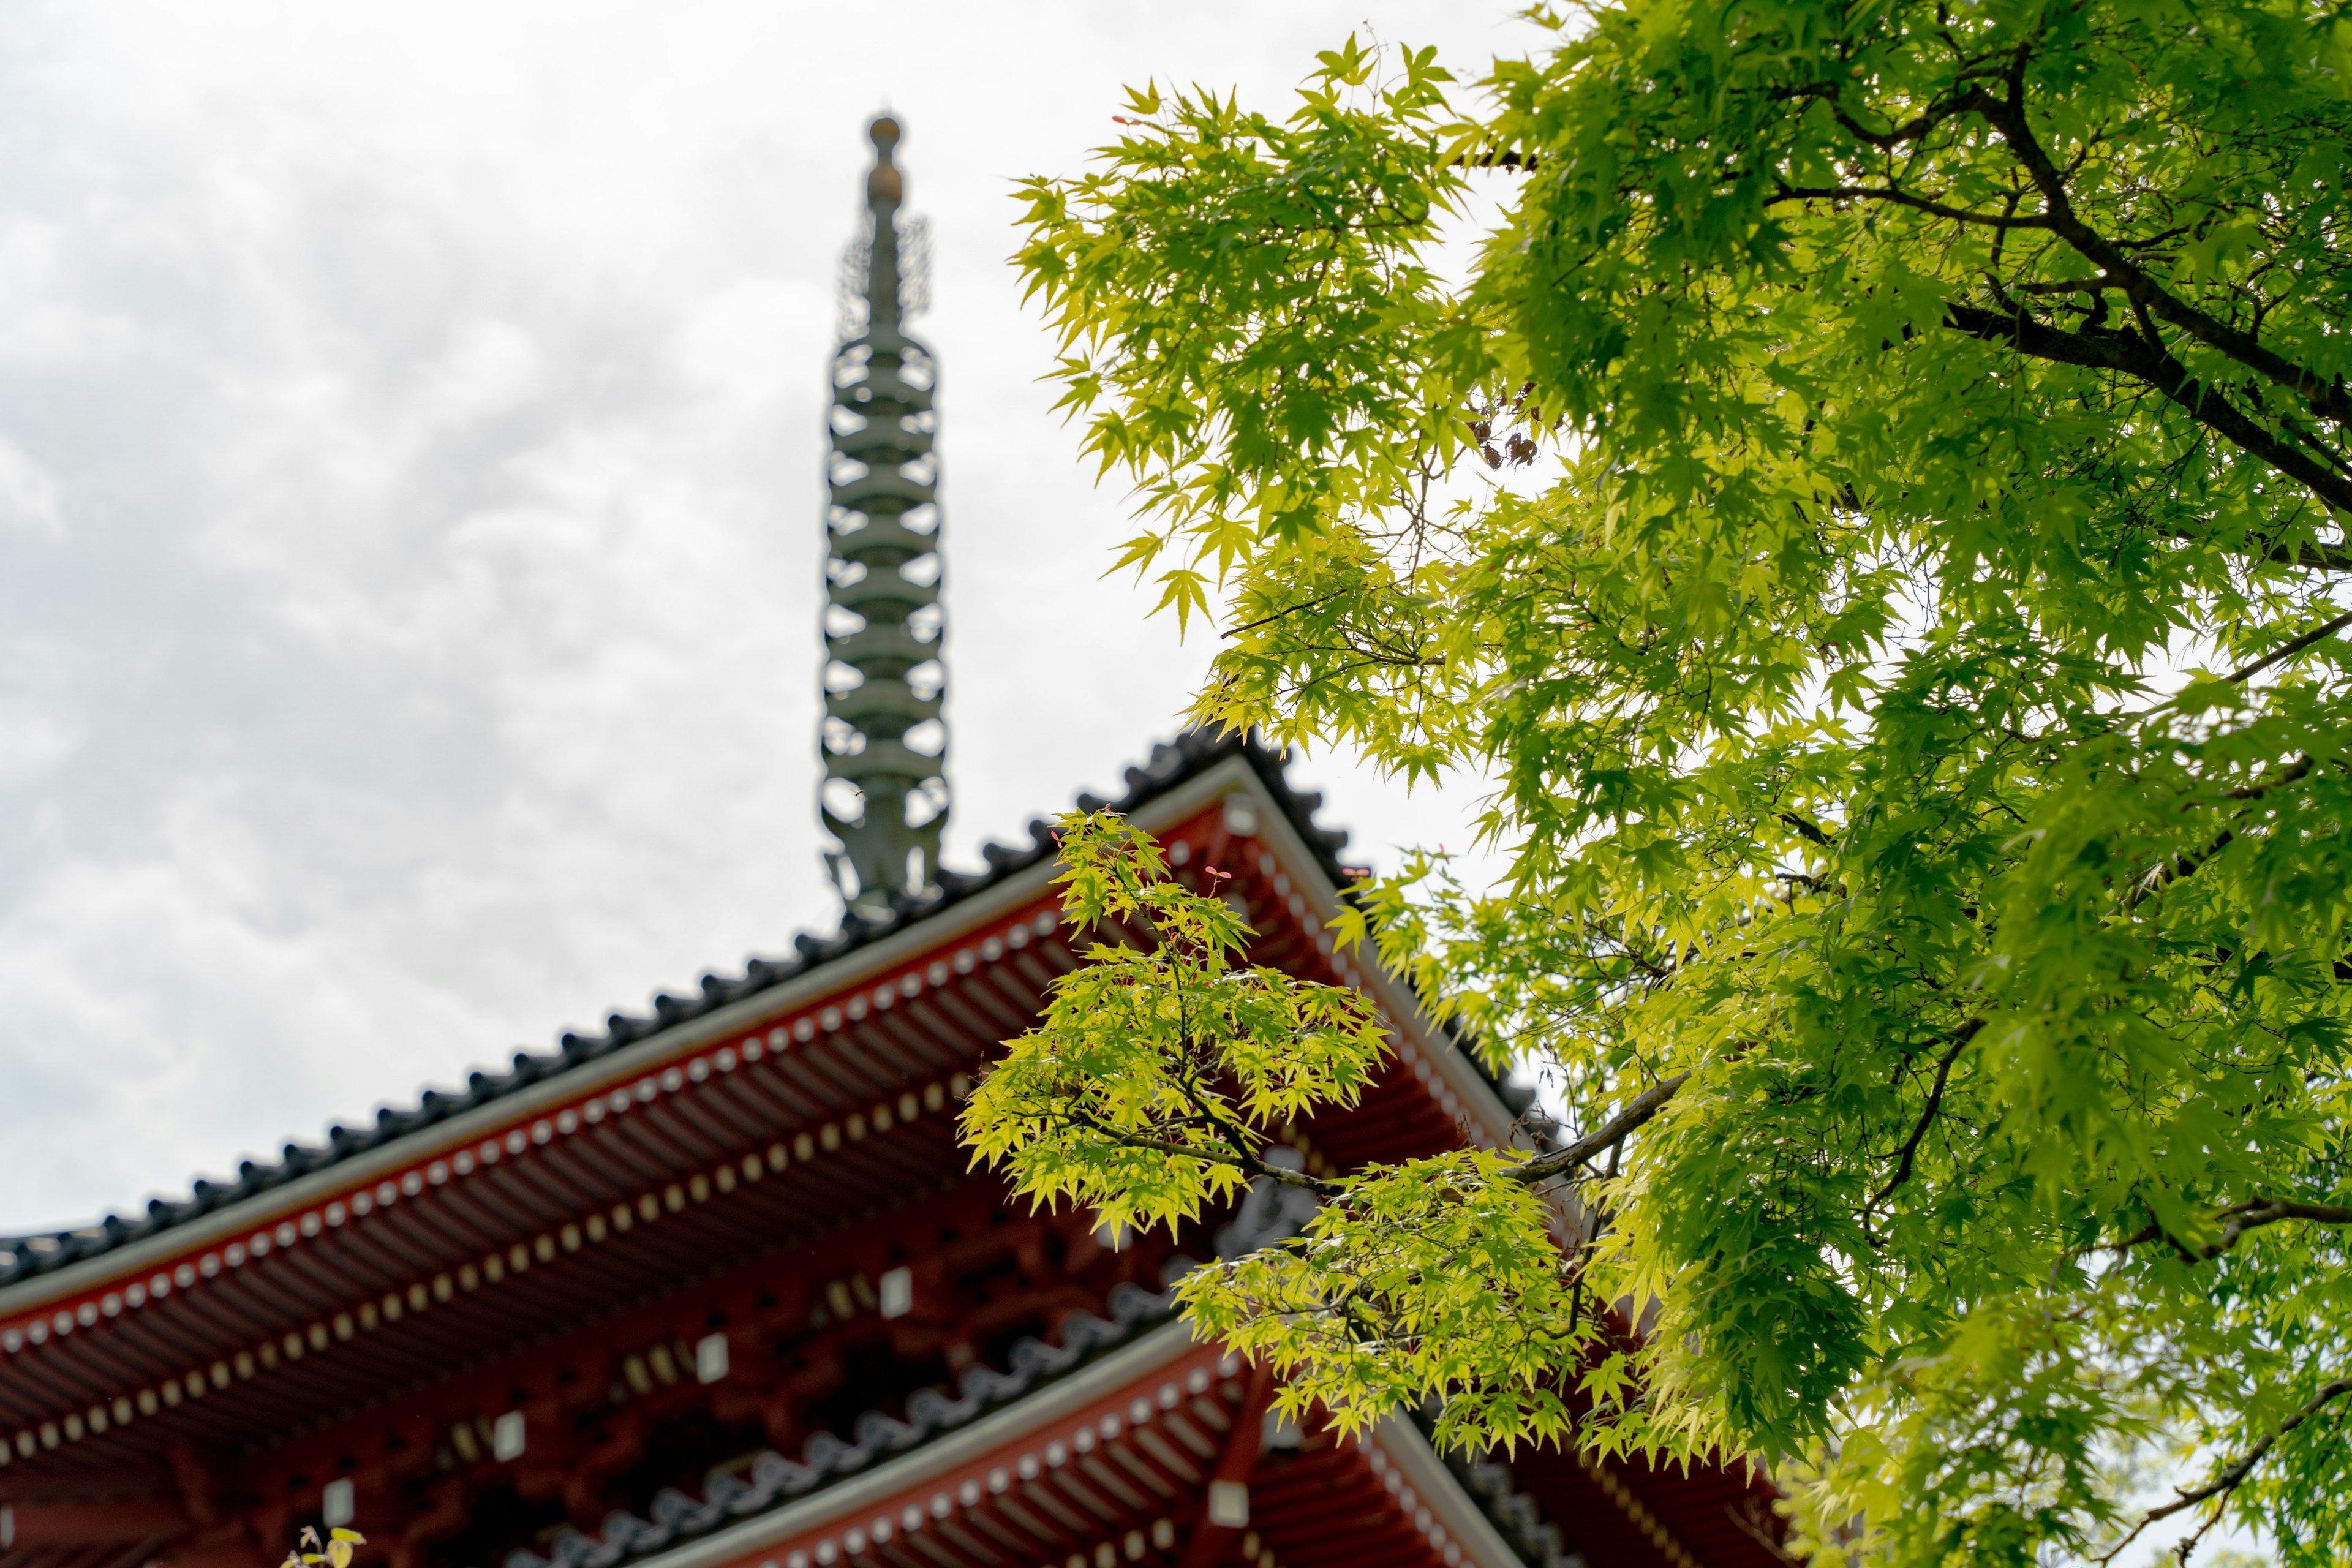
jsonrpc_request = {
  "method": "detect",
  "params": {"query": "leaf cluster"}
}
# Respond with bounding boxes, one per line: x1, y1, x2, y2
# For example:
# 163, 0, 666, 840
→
1008, 6, 2352, 1564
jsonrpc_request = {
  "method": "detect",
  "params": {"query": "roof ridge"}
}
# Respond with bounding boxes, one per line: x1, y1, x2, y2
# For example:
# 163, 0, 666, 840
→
1, 728, 1366, 1286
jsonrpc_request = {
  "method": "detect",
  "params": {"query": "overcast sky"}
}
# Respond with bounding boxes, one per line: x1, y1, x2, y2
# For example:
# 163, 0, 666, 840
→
0, 1, 1539, 1231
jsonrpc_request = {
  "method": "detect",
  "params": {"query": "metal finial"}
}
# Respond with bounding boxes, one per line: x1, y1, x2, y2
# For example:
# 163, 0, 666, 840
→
820, 115, 947, 921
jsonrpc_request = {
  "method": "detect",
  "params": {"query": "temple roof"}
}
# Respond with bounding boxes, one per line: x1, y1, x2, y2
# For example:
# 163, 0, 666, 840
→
488, 1240, 1586, 1568
0, 730, 1378, 1291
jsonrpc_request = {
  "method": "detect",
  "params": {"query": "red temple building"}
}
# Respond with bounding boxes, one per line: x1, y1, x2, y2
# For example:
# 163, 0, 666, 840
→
0, 124, 1785, 1568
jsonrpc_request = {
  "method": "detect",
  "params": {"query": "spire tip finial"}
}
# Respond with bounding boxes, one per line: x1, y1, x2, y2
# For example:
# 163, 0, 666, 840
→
867, 115, 903, 209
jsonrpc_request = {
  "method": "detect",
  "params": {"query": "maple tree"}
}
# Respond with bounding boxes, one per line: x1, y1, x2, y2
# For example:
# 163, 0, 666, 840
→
976, 6, 2352, 1564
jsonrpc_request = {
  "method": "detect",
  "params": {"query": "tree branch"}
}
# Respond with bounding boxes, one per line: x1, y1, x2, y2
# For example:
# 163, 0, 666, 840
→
1069, 1115, 1344, 1196
1512, 1072, 1691, 1185
2123, 755, 2315, 911
2101, 1193, 2352, 1261
1770, 183, 2051, 230
1943, 302, 2352, 523
1970, 89, 2352, 435
2098, 1376, 2352, 1566
2223, 607, 2352, 684
1869, 1020, 1985, 1209
2198, 1197, 2352, 1260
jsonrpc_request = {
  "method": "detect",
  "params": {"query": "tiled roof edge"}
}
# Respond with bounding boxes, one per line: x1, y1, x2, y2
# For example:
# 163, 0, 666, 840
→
6, 728, 1532, 1284
489, 1163, 1330, 1568
500, 1275, 1188, 1568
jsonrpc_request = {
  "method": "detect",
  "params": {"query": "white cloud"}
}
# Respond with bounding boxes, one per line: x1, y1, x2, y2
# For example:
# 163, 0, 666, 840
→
0, 0, 1538, 1229
0, 435, 64, 540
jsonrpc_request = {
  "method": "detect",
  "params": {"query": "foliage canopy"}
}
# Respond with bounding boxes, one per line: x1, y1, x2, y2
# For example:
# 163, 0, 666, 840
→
977, 5, 2352, 1564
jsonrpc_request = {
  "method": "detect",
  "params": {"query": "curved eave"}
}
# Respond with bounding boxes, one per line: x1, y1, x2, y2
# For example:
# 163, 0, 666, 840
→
0, 737, 1521, 1324
0, 743, 1527, 1482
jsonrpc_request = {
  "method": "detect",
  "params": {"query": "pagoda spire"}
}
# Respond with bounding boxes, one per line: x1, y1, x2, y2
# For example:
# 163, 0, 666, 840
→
820, 114, 948, 921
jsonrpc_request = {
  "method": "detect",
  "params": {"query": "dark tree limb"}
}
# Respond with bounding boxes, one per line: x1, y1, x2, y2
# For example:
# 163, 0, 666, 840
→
1969, 86, 2352, 435
2224, 608, 2352, 684
2102, 1194, 2352, 1261
1512, 1072, 1691, 1185
1869, 1020, 1985, 1209
2097, 1376, 2352, 1566
1942, 302, 2352, 524
1771, 183, 2052, 230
